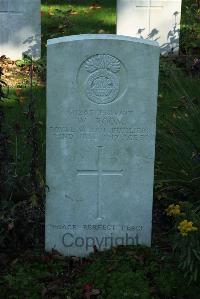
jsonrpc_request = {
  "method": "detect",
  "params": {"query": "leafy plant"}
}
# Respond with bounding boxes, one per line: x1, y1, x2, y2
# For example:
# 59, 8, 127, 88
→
0, 67, 11, 197
169, 202, 200, 283
0, 58, 45, 253
180, 0, 200, 55
156, 73, 200, 282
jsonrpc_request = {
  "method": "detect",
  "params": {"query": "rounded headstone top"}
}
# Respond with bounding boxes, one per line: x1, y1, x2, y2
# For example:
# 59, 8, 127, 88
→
47, 34, 159, 48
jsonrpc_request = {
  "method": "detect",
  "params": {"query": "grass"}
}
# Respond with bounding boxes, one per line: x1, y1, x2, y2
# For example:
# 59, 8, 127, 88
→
1, 87, 45, 178
41, 0, 116, 56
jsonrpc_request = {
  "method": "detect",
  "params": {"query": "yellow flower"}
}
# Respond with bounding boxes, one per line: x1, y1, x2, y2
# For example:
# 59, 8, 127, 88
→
166, 204, 181, 216
178, 220, 198, 236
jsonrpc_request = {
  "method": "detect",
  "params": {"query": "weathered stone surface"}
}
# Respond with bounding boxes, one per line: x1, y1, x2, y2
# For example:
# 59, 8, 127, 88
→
0, 0, 41, 60
46, 34, 160, 256
117, 0, 182, 55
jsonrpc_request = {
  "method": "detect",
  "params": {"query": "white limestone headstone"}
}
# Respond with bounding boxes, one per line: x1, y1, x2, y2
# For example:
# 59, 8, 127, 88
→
117, 0, 182, 55
46, 34, 160, 256
0, 0, 41, 60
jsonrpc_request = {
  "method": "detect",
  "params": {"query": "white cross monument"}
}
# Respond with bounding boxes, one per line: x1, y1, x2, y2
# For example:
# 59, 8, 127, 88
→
117, 0, 182, 55
0, 0, 41, 60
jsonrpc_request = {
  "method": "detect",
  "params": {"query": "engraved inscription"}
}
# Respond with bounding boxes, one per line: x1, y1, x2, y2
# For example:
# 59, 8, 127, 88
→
65, 194, 84, 202
48, 109, 150, 142
48, 223, 144, 232
48, 126, 149, 142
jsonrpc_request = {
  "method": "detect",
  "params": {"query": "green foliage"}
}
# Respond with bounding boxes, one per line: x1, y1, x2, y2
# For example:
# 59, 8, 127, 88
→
15, 55, 46, 87
1, 246, 199, 299
170, 202, 200, 283
173, 230, 200, 283
156, 72, 200, 283
180, 0, 200, 54
157, 77, 200, 203
15, 55, 33, 67
107, 271, 150, 299
1, 254, 71, 298
72, 246, 199, 299
0, 60, 45, 252
41, 0, 116, 56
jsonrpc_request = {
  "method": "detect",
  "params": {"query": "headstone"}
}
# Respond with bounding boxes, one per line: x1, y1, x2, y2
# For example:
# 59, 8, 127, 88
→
0, 0, 41, 60
46, 34, 160, 256
117, 0, 182, 55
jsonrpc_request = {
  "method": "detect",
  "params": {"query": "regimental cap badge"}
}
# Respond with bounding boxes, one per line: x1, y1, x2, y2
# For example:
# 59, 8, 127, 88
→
84, 54, 121, 104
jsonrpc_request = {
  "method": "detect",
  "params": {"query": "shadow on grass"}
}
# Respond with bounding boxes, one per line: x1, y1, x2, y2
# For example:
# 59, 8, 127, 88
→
41, 1, 116, 56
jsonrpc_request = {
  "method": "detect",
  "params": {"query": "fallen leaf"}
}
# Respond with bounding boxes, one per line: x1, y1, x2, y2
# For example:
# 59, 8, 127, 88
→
98, 29, 105, 34
69, 11, 79, 16
18, 96, 27, 104
172, 112, 177, 119
89, 3, 101, 9
83, 284, 93, 292
16, 88, 23, 96
8, 223, 14, 231
41, 11, 46, 17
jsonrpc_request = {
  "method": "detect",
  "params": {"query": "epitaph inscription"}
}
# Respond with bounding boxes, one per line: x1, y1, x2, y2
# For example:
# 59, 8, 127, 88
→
46, 35, 160, 256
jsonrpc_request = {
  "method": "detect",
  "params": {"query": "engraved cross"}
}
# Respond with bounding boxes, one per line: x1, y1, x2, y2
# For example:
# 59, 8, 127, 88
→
77, 146, 123, 220
0, 2, 22, 15
136, 0, 163, 34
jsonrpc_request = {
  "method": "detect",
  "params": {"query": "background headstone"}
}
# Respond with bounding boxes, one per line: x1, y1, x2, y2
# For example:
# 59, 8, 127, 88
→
0, 0, 41, 60
117, 0, 182, 55
46, 34, 160, 256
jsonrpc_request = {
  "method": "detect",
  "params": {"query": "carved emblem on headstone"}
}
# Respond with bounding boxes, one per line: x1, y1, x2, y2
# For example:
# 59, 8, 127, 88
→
84, 54, 121, 104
